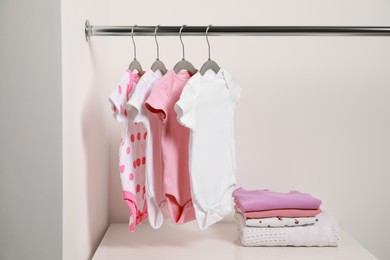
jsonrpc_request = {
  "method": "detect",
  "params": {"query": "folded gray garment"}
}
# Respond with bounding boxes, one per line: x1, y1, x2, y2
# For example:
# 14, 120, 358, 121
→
236, 211, 340, 247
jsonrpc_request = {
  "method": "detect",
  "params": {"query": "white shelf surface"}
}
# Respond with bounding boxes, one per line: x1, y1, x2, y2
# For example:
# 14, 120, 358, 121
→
93, 222, 377, 260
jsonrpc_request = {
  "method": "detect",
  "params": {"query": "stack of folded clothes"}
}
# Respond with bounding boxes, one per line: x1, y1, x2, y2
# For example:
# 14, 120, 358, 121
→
233, 187, 340, 247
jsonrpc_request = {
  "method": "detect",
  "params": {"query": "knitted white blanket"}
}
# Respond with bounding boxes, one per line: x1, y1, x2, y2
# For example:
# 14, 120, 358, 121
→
236, 211, 340, 247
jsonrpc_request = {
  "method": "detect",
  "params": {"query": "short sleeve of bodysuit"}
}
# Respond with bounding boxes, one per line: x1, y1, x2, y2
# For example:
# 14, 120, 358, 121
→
127, 77, 148, 123
145, 81, 169, 123
174, 82, 197, 130
109, 70, 134, 122
224, 70, 241, 104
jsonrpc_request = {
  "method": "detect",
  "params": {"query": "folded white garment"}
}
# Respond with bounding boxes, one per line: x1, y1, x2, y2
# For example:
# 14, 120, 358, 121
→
245, 216, 318, 228
236, 211, 340, 247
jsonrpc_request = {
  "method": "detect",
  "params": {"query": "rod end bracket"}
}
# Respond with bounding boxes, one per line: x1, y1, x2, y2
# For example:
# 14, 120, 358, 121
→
85, 20, 91, 42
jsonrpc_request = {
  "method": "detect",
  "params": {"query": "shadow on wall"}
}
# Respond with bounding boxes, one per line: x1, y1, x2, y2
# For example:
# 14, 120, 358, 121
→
81, 41, 110, 258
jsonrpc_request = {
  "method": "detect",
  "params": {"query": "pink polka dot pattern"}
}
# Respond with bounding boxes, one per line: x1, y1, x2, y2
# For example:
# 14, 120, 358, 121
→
126, 147, 130, 154
142, 157, 146, 165
118, 85, 122, 94
137, 132, 141, 140
124, 109, 128, 116
133, 160, 137, 169
143, 132, 147, 140
136, 185, 141, 193
120, 165, 125, 173
136, 158, 141, 167
129, 173, 134, 181
130, 134, 135, 142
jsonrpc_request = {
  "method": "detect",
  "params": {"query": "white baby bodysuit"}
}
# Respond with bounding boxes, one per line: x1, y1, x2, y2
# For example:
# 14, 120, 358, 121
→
174, 68, 241, 229
109, 70, 148, 232
127, 70, 166, 229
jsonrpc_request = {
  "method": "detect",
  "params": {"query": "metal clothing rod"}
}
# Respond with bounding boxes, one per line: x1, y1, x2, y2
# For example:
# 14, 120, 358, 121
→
85, 20, 390, 41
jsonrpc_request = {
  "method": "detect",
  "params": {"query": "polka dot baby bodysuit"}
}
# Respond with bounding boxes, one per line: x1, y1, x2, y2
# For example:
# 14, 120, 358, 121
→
127, 70, 166, 229
174, 68, 241, 229
109, 69, 148, 232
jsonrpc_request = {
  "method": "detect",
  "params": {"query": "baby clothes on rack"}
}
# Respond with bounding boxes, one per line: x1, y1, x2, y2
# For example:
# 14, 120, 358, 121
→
109, 67, 242, 230
175, 68, 241, 229
127, 70, 166, 229
145, 70, 196, 224
109, 70, 148, 232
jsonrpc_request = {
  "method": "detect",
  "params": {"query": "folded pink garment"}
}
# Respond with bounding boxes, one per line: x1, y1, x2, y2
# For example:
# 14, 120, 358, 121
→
235, 206, 322, 219
233, 187, 321, 212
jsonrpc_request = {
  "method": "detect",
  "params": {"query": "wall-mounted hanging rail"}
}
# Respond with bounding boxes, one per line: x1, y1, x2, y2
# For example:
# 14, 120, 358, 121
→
85, 20, 390, 42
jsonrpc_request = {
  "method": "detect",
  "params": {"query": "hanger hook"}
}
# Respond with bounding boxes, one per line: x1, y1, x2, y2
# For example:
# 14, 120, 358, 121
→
131, 25, 137, 60
154, 25, 160, 60
206, 25, 212, 60
179, 25, 186, 60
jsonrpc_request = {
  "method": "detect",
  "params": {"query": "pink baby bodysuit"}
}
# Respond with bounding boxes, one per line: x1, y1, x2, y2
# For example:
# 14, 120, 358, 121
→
109, 70, 148, 232
145, 70, 195, 224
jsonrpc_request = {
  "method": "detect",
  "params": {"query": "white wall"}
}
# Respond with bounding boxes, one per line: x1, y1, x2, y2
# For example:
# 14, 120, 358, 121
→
0, 0, 63, 259
102, 1, 390, 259
61, 0, 111, 259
